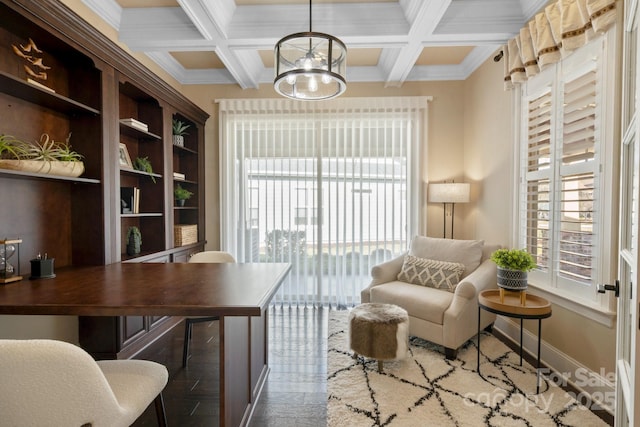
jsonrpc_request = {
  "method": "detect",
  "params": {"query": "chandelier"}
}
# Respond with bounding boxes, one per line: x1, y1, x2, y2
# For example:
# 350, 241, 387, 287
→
274, 0, 347, 100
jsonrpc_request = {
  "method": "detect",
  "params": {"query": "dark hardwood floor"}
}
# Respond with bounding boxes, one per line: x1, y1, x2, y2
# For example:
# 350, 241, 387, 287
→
130, 306, 612, 426
132, 306, 328, 426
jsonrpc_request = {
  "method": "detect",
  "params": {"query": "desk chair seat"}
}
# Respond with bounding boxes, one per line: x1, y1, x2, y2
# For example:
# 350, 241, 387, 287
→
0, 339, 168, 427
183, 250, 236, 367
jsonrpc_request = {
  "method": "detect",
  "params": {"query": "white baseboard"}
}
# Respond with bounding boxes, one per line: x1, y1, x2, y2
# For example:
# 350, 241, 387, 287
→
494, 316, 615, 414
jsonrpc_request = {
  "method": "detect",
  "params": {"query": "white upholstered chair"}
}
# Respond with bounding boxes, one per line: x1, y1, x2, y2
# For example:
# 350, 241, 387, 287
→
0, 339, 168, 427
183, 250, 236, 367
361, 236, 499, 359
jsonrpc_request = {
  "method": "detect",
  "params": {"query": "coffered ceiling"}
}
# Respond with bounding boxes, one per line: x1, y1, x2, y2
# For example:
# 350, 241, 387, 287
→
81, 0, 547, 89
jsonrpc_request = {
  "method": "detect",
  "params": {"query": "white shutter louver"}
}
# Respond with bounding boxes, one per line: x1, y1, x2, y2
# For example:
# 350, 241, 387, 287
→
525, 90, 553, 270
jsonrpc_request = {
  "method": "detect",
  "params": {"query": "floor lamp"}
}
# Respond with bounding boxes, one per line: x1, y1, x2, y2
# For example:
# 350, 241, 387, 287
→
428, 182, 470, 238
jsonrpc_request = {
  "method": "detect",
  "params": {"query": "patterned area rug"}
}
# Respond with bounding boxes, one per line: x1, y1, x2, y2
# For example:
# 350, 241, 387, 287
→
327, 310, 609, 427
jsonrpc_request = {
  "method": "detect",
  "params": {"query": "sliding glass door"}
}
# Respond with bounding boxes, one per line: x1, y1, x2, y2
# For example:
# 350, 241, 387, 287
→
219, 98, 428, 307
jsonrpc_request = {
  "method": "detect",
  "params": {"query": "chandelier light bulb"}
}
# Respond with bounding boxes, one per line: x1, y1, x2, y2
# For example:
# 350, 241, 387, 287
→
303, 56, 313, 71
321, 73, 331, 84
308, 75, 318, 92
286, 74, 297, 85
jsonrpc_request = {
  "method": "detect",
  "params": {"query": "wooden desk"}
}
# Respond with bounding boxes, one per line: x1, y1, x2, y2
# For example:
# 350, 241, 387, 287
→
0, 262, 291, 427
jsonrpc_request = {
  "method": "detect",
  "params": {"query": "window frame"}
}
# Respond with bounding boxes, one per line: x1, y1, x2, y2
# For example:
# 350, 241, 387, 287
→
516, 32, 618, 326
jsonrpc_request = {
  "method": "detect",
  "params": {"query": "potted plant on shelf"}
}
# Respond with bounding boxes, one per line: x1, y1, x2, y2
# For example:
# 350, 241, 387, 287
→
490, 248, 536, 290
174, 184, 193, 207
133, 156, 156, 183
172, 119, 190, 147
126, 226, 142, 256
0, 133, 84, 177
0, 134, 30, 160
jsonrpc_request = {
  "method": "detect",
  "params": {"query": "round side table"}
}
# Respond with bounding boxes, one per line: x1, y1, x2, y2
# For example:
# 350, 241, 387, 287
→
477, 289, 552, 393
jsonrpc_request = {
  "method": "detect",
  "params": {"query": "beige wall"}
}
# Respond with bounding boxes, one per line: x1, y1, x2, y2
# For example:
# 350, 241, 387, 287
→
3, 0, 616, 378
463, 56, 616, 375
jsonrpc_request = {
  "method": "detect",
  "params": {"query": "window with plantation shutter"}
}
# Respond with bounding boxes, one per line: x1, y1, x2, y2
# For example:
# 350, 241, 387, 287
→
556, 66, 597, 290
519, 37, 613, 310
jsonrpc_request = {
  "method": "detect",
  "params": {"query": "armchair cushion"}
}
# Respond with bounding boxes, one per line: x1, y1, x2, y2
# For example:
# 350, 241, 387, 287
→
409, 236, 484, 278
397, 255, 465, 292
369, 281, 454, 325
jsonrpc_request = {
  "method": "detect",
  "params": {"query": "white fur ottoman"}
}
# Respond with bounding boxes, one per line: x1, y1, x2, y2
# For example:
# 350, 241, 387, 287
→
348, 303, 409, 372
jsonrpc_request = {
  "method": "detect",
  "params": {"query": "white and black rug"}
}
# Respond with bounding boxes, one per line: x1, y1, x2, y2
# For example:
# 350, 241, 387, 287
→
328, 310, 609, 427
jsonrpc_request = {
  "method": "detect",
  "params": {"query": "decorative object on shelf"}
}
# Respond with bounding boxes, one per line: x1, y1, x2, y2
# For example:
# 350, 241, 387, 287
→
0, 134, 29, 160
126, 226, 142, 256
0, 133, 84, 177
173, 171, 186, 181
120, 186, 140, 214
174, 183, 193, 207
0, 239, 22, 284
490, 248, 536, 292
120, 118, 148, 132
428, 181, 470, 238
133, 156, 156, 183
12, 37, 54, 93
174, 224, 197, 247
118, 142, 133, 168
274, 0, 347, 101
172, 119, 190, 147
29, 252, 55, 279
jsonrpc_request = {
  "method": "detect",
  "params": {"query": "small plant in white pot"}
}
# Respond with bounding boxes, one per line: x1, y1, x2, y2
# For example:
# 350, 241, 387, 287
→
172, 119, 190, 147
490, 248, 536, 290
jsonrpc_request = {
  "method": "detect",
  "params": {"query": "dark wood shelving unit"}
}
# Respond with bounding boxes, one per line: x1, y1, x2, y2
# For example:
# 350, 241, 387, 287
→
0, 168, 101, 184
0, 71, 100, 115
0, 0, 209, 360
119, 120, 162, 140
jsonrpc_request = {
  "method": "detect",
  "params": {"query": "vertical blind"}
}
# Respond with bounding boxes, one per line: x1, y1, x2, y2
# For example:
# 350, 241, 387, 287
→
218, 97, 430, 308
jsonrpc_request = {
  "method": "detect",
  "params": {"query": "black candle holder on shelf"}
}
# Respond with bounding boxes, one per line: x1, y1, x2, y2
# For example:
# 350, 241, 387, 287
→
30, 255, 55, 279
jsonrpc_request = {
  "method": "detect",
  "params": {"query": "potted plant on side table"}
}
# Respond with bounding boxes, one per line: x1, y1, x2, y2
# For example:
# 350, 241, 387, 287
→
490, 248, 536, 291
174, 184, 193, 207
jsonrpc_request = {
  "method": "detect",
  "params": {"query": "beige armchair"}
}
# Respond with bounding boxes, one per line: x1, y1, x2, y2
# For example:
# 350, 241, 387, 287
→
361, 236, 499, 359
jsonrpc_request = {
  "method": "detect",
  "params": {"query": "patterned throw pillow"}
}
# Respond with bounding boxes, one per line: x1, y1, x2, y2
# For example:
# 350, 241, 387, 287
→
396, 255, 465, 292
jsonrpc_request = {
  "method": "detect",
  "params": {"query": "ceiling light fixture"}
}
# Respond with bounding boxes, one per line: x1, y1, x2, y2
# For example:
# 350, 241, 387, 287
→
274, 0, 347, 101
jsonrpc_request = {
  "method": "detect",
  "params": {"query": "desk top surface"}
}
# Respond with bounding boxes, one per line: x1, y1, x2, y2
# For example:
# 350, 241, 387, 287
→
0, 262, 291, 317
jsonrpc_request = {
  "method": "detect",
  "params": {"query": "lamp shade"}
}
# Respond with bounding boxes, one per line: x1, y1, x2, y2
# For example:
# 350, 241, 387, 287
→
428, 183, 470, 203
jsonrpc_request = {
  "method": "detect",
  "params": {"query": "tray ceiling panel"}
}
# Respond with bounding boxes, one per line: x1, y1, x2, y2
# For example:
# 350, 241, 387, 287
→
87, 0, 547, 88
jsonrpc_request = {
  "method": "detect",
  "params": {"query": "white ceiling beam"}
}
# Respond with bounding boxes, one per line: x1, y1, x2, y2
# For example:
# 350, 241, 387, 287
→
380, 0, 451, 86
177, 0, 235, 40
216, 49, 263, 89
81, 0, 122, 30
119, 7, 207, 50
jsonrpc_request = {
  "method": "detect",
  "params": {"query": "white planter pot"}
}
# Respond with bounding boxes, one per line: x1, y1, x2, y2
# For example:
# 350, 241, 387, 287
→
0, 159, 85, 177
497, 267, 528, 290
173, 135, 184, 147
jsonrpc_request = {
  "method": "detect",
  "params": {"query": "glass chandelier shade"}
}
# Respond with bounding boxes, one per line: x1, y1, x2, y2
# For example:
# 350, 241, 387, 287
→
274, 2, 346, 100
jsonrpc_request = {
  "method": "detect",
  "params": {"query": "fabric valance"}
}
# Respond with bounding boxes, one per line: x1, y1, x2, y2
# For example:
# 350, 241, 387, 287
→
503, 0, 617, 89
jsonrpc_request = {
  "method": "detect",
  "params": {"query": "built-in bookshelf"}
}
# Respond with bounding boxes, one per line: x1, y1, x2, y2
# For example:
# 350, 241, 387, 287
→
0, 0, 208, 359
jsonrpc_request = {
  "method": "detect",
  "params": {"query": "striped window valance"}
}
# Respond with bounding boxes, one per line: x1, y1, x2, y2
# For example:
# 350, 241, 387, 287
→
503, 0, 617, 90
